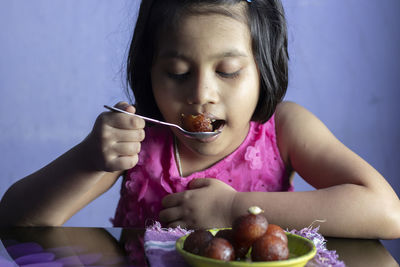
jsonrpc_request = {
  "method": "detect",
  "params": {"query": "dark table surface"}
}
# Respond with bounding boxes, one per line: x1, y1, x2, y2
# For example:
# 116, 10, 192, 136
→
0, 226, 398, 267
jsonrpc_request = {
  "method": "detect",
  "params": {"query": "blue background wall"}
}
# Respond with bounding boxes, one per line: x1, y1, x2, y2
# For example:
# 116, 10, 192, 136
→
0, 0, 399, 261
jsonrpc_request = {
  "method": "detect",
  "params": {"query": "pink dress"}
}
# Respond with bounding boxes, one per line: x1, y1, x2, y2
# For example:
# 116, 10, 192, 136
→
112, 114, 293, 227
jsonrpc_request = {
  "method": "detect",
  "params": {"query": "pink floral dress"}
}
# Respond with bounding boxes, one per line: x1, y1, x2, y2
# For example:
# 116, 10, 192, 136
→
112, 114, 293, 227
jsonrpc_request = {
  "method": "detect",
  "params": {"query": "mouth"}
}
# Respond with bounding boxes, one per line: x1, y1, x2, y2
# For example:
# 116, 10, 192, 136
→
211, 119, 225, 132
181, 113, 225, 133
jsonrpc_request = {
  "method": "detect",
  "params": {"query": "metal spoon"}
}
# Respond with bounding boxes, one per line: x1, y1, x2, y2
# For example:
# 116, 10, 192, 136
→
104, 105, 221, 139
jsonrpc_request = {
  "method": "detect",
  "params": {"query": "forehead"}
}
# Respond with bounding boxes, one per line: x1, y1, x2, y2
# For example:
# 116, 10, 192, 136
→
155, 13, 252, 60
152, 2, 251, 52
164, 2, 249, 29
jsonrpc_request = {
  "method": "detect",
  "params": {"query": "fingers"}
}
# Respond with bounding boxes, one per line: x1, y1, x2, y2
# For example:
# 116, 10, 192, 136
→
114, 101, 135, 113
90, 101, 146, 172
100, 141, 142, 172
159, 204, 197, 229
160, 191, 201, 228
159, 179, 237, 229
104, 155, 139, 172
188, 178, 212, 190
105, 127, 145, 143
112, 142, 141, 156
161, 180, 213, 210
103, 112, 145, 130
162, 192, 184, 208
160, 192, 190, 226
102, 102, 145, 130
159, 206, 183, 224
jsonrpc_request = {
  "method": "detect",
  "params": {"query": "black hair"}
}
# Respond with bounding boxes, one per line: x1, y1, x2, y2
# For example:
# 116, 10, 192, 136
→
126, 0, 288, 123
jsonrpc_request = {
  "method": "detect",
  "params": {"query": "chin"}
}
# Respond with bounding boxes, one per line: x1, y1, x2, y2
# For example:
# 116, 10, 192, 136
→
188, 135, 233, 158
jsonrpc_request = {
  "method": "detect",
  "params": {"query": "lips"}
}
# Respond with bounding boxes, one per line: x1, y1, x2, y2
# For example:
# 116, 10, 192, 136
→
181, 113, 225, 133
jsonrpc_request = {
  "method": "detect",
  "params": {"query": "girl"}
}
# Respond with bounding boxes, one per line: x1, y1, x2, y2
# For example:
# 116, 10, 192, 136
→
1, 0, 399, 240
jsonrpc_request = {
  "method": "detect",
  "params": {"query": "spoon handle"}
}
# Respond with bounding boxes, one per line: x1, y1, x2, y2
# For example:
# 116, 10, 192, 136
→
103, 105, 184, 130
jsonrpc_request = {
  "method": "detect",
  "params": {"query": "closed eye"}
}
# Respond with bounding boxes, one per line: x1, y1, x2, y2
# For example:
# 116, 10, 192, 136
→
216, 70, 241, 79
167, 72, 190, 81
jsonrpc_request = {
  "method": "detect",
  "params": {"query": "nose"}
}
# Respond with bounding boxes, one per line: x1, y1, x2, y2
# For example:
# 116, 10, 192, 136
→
186, 71, 219, 105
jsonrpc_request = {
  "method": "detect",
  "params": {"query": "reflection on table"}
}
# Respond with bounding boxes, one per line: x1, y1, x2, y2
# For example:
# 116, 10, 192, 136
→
0, 227, 398, 267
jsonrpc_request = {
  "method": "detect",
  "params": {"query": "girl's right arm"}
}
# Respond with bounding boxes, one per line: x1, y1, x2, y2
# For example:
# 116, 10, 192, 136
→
0, 102, 145, 227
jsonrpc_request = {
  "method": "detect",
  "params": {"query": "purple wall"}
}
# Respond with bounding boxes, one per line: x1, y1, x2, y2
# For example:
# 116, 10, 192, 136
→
0, 0, 137, 227
0, 0, 399, 260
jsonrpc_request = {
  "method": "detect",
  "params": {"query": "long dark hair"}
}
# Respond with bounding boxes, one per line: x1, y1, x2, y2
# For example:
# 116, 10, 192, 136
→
126, 0, 288, 123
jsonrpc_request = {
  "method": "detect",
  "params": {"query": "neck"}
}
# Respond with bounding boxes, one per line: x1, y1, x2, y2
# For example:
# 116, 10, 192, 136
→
174, 139, 221, 177
174, 122, 251, 177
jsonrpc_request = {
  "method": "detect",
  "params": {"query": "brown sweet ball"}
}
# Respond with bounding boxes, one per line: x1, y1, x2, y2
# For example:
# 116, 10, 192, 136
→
215, 229, 247, 260
183, 229, 214, 255
232, 206, 268, 248
251, 234, 289, 262
232, 243, 251, 260
265, 224, 288, 244
215, 229, 234, 244
203, 237, 235, 261
181, 114, 212, 132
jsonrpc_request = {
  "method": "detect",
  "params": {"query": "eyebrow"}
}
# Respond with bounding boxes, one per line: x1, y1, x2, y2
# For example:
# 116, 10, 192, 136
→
158, 49, 248, 60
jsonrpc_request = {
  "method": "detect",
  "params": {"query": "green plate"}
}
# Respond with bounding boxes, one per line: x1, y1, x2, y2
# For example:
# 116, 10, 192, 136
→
176, 228, 316, 267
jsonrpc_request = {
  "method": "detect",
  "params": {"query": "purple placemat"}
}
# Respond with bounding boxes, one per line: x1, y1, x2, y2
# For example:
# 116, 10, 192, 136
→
144, 222, 192, 267
144, 221, 345, 267
290, 226, 345, 267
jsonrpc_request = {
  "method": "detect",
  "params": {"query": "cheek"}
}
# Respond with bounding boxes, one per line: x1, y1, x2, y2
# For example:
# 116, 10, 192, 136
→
225, 80, 259, 121
151, 83, 182, 123
151, 85, 164, 109
151, 83, 170, 119
151, 68, 179, 103
153, 91, 172, 118
152, 71, 170, 107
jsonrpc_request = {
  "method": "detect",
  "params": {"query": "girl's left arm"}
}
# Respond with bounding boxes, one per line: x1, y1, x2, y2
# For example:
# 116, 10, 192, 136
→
160, 101, 400, 239
231, 101, 400, 239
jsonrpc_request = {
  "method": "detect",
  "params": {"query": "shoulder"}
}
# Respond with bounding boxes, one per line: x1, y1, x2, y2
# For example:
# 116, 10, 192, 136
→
275, 101, 334, 141
274, 101, 336, 168
275, 101, 360, 186
274, 101, 304, 167
275, 101, 315, 124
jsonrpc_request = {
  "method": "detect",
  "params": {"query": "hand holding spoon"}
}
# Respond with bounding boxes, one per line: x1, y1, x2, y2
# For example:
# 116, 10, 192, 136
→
104, 105, 221, 139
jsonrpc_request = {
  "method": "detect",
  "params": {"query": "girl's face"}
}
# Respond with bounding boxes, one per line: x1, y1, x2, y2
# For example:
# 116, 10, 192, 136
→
151, 9, 260, 162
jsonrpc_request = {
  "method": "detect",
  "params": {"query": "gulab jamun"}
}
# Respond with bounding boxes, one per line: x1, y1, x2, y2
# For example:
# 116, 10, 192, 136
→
265, 224, 288, 244
203, 237, 235, 261
181, 114, 212, 132
251, 234, 289, 262
183, 229, 214, 255
215, 229, 234, 243
232, 209, 268, 247
215, 229, 250, 260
